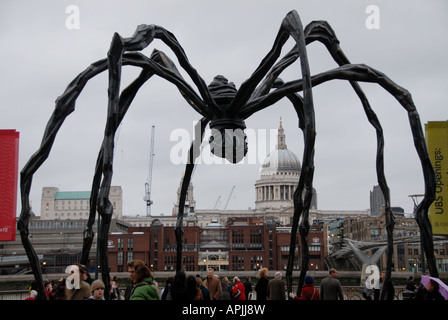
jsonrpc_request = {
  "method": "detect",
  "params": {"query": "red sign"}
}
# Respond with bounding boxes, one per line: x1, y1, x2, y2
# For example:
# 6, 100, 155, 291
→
0, 130, 19, 241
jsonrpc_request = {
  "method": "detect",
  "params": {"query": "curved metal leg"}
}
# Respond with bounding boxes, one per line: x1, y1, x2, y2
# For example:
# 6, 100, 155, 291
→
175, 118, 208, 271
279, 11, 315, 298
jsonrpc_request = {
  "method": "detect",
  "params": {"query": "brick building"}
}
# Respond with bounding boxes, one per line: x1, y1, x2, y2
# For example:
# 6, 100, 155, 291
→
108, 216, 325, 273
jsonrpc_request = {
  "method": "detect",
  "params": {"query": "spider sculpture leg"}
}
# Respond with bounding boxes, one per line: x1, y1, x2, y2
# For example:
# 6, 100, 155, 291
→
174, 118, 209, 272
232, 10, 315, 298
128, 50, 211, 273
94, 30, 220, 274
92, 36, 132, 295
269, 85, 315, 297
106, 29, 219, 278
81, 63, 156, 266
303, 22, 397, 295
300, 21, 396, 297
18, 58, 113, 299
17, 203, 45, 299
83, 49, 204, 294
97, 31, 210, 293
305, 64, 437, 284
261, 11, 316, 297
77, 37, 154, 296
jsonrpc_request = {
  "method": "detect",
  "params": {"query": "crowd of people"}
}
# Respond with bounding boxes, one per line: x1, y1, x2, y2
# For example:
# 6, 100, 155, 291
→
26, 263, 120, 300
24, 262, 446, 301
25, 261, 293, 301
159, 266, 284, 301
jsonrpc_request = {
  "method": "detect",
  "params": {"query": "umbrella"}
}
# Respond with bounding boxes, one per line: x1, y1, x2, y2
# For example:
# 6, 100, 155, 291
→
421, 275, 448, 300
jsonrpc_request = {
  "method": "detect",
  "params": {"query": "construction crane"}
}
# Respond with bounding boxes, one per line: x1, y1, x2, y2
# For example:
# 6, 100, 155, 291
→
144, 125, 155, 216
213, 196, 221, 209
223, 185, 235, 210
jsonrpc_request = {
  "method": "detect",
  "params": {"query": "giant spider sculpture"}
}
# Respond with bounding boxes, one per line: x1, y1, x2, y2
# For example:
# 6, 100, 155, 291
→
18, 10, 437, 300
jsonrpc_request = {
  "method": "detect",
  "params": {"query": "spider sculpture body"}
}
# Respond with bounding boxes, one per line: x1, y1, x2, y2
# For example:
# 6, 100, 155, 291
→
18, 10, 437, 300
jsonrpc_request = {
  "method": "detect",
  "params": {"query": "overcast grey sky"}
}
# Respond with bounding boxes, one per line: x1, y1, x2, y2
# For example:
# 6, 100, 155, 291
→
1, 0, 447, 217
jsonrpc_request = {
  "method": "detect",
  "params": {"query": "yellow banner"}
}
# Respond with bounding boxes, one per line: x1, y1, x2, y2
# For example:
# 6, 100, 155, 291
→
425, 121, 448, 235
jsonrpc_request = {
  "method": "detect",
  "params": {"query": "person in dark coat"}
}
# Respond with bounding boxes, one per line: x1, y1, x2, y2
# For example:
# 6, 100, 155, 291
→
161, 276, 174, 300
255, 268, 269, 301
405, 276, 416, 292
319, 268, 343, 300
267, 271, 285, 300
186, 275, 203, 300
220, 277, 232, 300
416, 279, 445, 301
196, 276, 210, 300
244, 277, 253, 300
171, 271, 188, 300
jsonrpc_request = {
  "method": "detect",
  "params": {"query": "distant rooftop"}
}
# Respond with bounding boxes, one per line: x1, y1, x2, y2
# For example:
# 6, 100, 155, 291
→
55, 191, 91, 200
204, 220, 225, 229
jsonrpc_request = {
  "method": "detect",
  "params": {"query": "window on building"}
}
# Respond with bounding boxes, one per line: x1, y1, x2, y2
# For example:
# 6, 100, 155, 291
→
442, 259, 448, 272
370, 230, 379, 239
231, 255, 244, 271
232, 230, 244, 244
250, 229, 262, 244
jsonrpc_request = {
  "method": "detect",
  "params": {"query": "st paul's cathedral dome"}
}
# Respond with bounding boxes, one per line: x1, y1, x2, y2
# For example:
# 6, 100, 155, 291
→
255, 119, 316, 210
